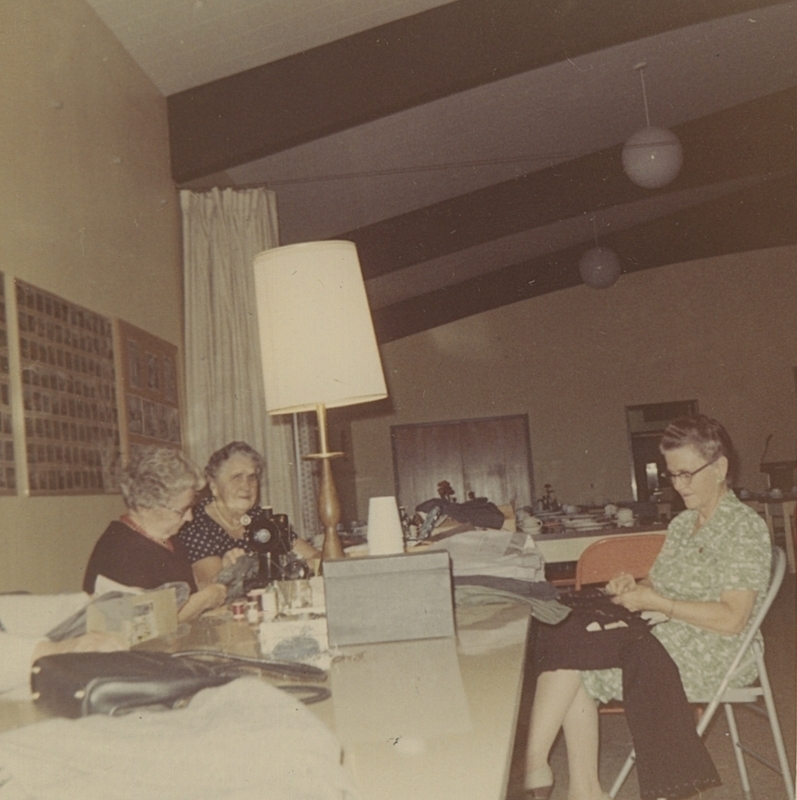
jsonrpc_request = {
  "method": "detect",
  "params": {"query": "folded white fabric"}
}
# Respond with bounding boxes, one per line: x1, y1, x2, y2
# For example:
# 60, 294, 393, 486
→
0, 678, 361, 800
427, 528, 545, 583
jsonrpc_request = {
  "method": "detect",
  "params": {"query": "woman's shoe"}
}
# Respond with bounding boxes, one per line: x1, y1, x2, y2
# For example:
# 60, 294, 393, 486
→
523, 763, 554, 799
523, 786, 553, 800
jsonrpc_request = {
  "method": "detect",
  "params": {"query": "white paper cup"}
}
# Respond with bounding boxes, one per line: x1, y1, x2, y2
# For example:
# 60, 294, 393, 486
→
367, 496, 405, 555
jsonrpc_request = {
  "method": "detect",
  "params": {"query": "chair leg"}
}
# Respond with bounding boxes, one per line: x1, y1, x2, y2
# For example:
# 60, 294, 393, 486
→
609, 749, 636, 799
757, 663, 796, 800
723, 704, 754, 800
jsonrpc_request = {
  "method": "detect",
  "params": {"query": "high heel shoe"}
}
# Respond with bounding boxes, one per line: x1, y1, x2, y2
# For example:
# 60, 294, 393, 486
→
523, 763, 554, 800
522, 786, 553, 800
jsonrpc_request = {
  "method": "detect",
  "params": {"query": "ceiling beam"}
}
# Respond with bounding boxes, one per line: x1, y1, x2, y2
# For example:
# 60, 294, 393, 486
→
371, 172, 797, 342
342, 85, 797, 280
167, 0, 780, 182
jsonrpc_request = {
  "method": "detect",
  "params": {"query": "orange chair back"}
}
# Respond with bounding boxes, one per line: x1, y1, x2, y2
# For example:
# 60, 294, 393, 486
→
575, 533, 666, 589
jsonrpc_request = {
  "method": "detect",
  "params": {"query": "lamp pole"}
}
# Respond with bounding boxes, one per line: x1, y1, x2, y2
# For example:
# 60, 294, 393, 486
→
305, 403, 345, 559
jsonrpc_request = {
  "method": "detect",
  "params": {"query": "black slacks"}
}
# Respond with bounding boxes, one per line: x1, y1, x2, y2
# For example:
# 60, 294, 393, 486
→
532, 605, 719, 800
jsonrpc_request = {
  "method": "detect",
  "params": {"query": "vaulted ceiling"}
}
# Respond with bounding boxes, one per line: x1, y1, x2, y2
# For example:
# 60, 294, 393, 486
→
86, 0, 797, 342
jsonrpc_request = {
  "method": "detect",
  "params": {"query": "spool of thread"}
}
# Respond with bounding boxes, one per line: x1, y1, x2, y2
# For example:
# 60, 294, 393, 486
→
231, 600, 246, 621
367, 496, 405, 555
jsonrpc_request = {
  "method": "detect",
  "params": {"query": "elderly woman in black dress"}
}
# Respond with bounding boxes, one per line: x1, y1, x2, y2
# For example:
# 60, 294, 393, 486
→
83, 446, 227, 622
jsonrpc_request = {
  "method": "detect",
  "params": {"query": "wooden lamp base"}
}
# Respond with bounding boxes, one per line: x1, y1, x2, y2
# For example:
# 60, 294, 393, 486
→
305, 404, 345, 560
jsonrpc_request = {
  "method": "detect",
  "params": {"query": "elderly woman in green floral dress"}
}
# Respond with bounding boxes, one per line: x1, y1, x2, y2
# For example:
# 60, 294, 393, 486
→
523, 415, 771, 800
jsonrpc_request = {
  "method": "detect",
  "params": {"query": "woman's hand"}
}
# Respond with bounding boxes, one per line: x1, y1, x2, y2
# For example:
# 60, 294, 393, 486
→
610, 585, 758, 635
221, 548, 246, 569
606, 572, 637, 596
611, 584, 666, 614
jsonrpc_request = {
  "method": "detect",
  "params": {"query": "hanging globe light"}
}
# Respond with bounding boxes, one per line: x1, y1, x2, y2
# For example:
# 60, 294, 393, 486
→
579, 246, 621, 289
622, 63, 683, 189
579, 216, 621, 289
622, 126, 683, 189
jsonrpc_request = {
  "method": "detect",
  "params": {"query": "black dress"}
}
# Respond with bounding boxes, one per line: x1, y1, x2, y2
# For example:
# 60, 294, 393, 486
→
83, 520, 198, 594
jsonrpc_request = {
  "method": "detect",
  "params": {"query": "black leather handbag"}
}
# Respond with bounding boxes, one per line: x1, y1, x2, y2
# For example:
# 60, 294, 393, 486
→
30, 649, 329, 718
30, 651, 234, 718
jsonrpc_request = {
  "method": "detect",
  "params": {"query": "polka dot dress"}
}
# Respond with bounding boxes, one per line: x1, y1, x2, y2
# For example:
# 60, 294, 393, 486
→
178, 497, 255, 564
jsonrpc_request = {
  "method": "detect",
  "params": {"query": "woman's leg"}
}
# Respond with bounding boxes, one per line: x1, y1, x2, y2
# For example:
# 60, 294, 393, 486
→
524, 670, 583, 788
525, 670, 603, 800
561, 680, 603, 800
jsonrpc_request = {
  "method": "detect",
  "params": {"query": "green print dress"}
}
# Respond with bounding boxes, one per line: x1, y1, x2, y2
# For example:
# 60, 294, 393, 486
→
581, 491, 771, 704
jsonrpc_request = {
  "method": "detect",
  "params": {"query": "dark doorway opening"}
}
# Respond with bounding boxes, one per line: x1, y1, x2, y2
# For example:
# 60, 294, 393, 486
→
626, 400, 698, 505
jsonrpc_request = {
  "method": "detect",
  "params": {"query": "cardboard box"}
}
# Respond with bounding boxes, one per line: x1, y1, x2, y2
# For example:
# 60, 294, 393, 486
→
322, 550, 455, 646
86, 587, 178, 646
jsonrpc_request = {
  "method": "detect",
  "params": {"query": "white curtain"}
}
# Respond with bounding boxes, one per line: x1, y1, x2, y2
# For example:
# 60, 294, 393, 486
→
180, 187, 300, 529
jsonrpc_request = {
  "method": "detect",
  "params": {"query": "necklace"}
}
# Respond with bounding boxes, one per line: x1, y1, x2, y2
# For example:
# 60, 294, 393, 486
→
121, 514, 174, 552
213, 499, 245, 533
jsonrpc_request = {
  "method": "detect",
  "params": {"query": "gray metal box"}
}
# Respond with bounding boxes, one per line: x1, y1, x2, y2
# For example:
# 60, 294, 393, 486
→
323, 550, 455, 646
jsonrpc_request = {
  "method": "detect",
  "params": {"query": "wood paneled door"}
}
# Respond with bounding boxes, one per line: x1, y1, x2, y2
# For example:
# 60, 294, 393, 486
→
391, 415, 534, 514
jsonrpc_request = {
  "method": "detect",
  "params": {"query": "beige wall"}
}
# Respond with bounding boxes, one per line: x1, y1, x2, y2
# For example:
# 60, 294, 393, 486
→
2, 1, 794, 588
345, 249, 797, 520
0, 0, 182, 592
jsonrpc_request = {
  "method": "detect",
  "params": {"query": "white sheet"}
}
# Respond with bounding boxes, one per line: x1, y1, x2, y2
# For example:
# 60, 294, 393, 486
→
0, 677, 360, 800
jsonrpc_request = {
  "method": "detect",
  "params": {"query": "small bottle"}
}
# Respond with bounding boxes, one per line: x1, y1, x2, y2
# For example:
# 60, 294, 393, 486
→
260, 587, 278, 621
246, 600, 261, 624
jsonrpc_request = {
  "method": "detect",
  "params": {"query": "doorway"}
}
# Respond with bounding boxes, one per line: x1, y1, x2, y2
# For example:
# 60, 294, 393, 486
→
626, 400, 698, 504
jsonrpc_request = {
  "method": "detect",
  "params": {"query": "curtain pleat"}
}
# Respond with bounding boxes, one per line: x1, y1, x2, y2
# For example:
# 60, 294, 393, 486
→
180, 187, 302, 532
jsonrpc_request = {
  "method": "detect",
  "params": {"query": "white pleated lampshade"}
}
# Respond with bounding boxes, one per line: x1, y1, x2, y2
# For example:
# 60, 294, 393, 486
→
253, 240, 388, 415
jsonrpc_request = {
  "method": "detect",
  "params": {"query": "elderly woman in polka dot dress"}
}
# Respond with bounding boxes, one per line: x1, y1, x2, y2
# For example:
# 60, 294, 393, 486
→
523, 415, 771, 800
178, 441, 319, 590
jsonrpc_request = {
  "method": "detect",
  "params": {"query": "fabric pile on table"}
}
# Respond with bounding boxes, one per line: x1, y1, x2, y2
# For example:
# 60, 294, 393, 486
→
426, 528, 570, 624
0, 678, 360, 800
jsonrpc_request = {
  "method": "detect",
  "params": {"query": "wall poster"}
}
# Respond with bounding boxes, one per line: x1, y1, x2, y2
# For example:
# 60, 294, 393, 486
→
15, 280, 120, 495
0, 273, 15, 494
114, 319, 182, 461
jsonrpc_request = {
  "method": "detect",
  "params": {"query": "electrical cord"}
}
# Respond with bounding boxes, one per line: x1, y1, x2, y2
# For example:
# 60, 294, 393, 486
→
276, 684, 331, 704
170, 649, 327, 682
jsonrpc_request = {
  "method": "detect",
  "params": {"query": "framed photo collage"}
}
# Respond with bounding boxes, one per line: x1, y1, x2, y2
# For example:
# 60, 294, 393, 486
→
0, 276, 183, 496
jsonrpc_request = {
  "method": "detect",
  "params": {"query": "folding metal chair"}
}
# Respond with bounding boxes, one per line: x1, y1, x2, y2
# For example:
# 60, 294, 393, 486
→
609, 547, 794, 800
574, 533, 666, 589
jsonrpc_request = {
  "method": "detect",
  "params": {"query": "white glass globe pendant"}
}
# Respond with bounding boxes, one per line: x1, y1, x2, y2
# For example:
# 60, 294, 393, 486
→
622, 63, 683, 189
579, 246, 621, 289
579, 216, 621, 289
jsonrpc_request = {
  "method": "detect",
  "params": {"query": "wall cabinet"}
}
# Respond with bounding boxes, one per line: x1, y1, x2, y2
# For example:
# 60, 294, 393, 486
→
391, 414, 534, 514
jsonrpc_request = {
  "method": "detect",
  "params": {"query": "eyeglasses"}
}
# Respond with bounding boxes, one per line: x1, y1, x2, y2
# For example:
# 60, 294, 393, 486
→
162, 502, 194, 518
662, 457, 718, 486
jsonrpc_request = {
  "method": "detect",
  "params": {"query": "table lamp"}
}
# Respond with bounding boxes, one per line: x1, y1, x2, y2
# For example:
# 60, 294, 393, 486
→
253, 240, 388, 560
